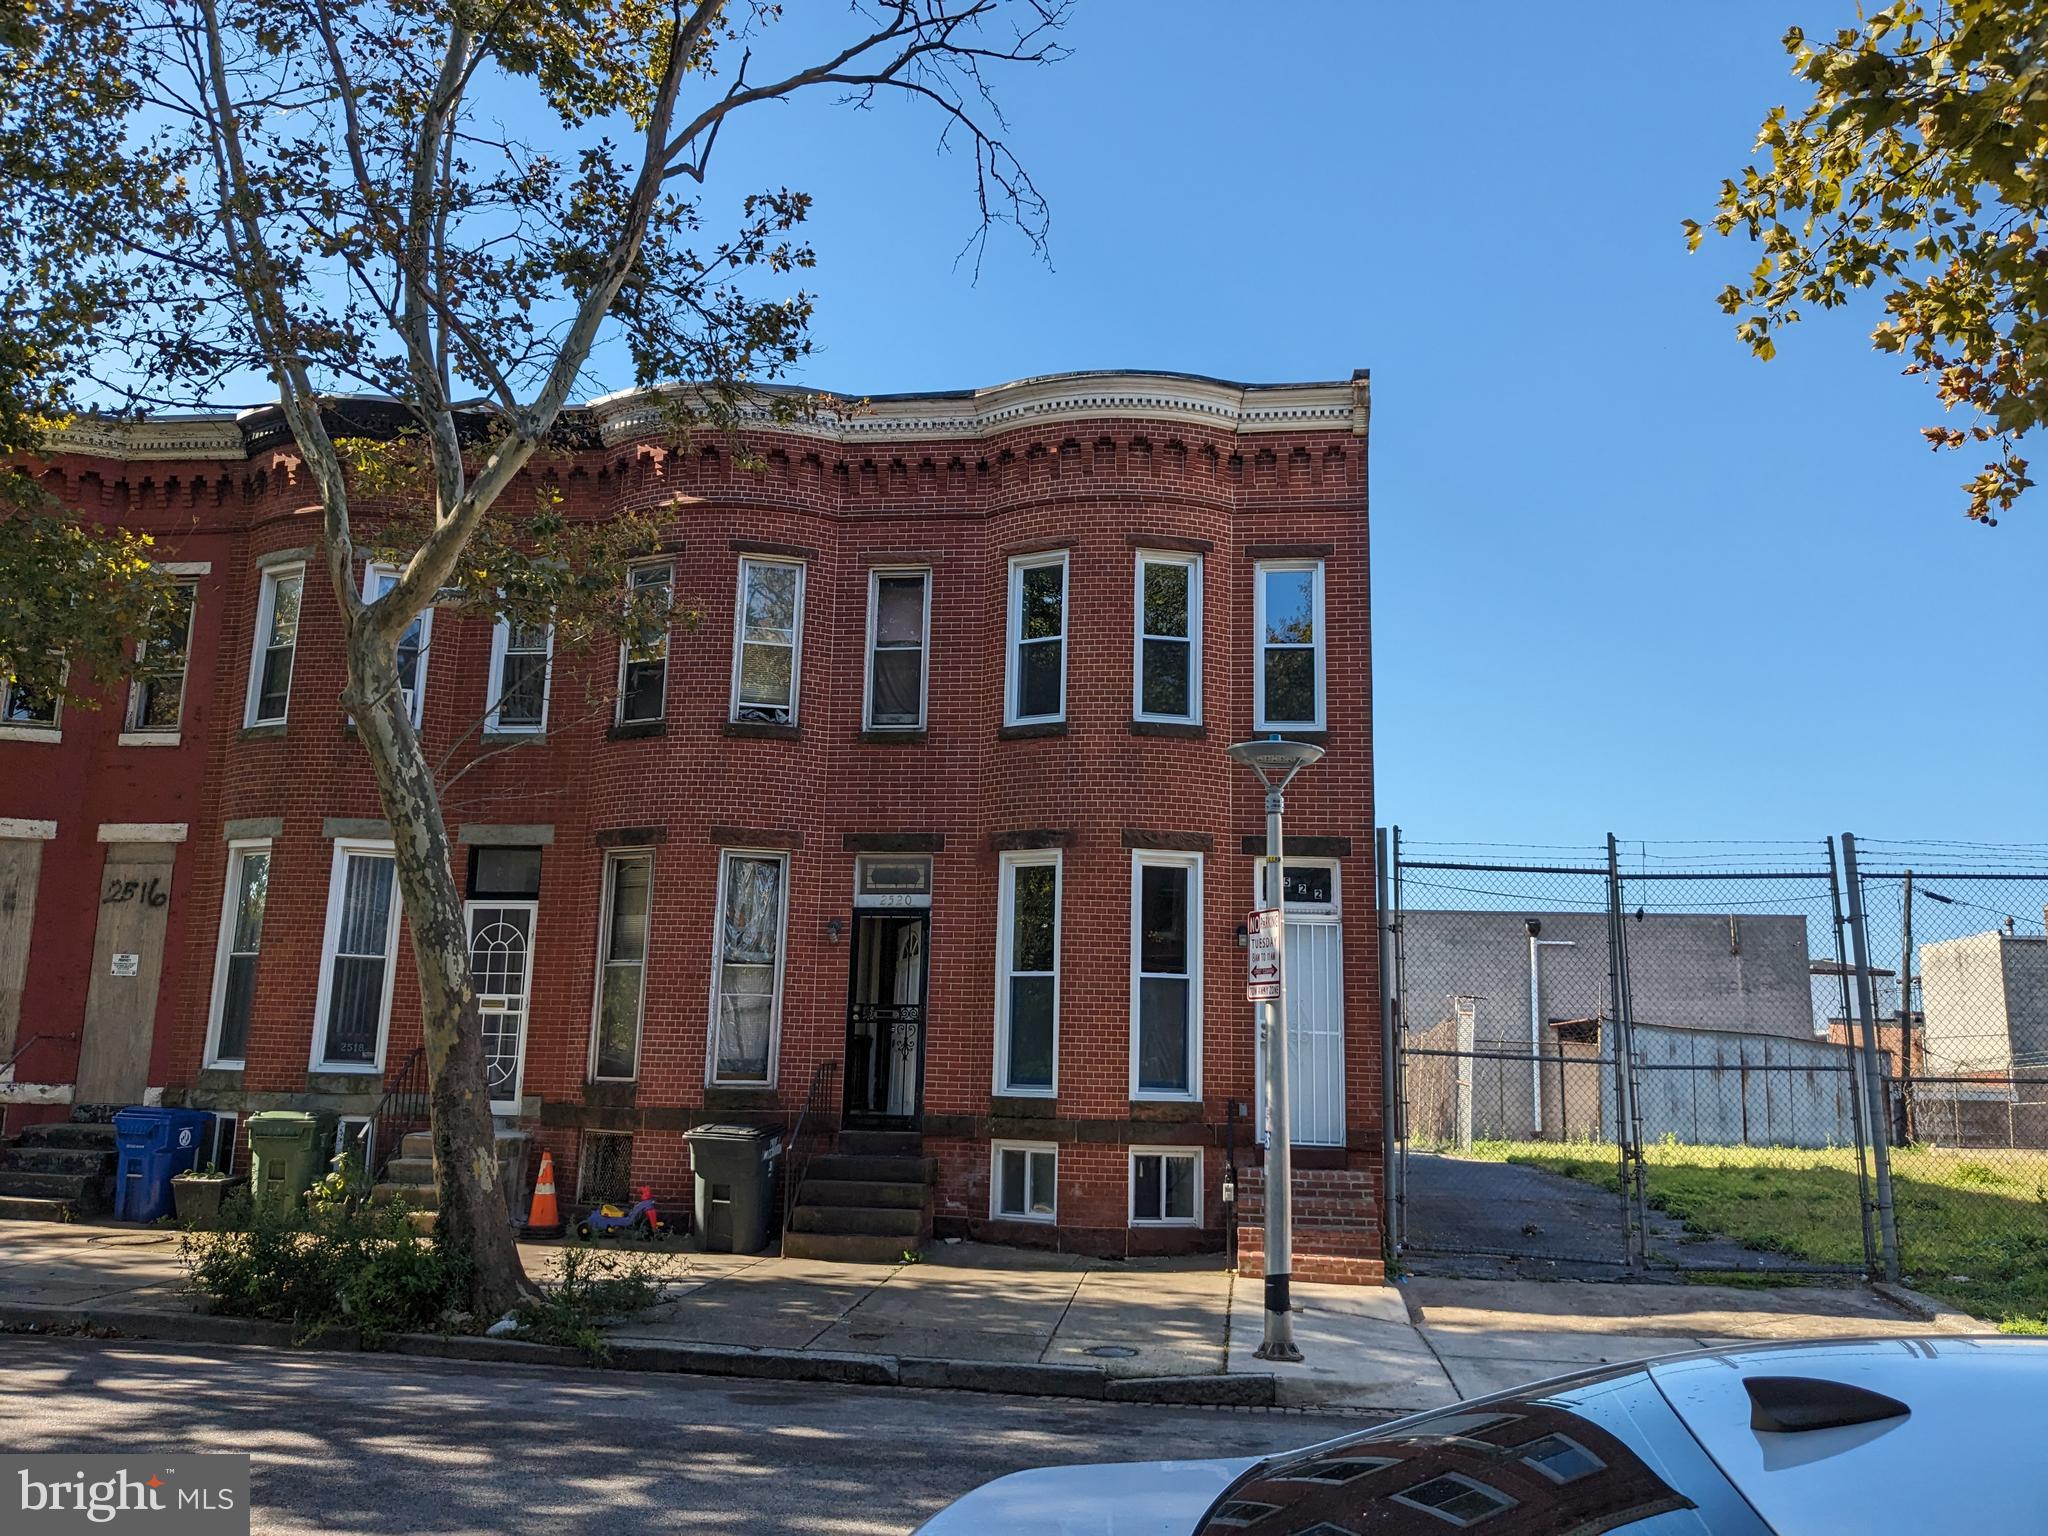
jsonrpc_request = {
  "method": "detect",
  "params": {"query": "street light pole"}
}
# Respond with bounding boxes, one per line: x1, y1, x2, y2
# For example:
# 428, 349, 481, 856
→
1226, 736, 1324, 1365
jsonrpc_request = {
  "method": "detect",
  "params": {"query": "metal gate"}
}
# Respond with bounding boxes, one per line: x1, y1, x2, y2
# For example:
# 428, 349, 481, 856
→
1387, 834, 1877, 1277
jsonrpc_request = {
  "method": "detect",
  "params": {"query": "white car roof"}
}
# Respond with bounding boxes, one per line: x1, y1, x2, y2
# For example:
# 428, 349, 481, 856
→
1649, 1337, 2048, 1533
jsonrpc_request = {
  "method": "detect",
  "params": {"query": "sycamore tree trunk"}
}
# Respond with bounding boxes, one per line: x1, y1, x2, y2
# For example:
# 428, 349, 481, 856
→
342, 625, 535, 1317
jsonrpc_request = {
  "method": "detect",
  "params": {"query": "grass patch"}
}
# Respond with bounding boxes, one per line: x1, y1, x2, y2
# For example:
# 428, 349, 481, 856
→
1462, 1138, 2048, 1330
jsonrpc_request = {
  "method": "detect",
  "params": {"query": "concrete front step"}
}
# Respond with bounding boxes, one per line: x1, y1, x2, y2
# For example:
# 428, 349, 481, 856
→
797, 1177, 929, 1211
383, 1156, 435, 1185
805, 1153, 936, 1185
400, 1130, 435, 1161
0, 1194, 76, 1222
0, 1145, 113, 1177
836, 1130, 924, 1157
782, 1230, 923, 1264
370, 1181, 440, 1211
0, 1170, 101, 1204
789, 1203, 924, 1238
15, 1124, 118, 1151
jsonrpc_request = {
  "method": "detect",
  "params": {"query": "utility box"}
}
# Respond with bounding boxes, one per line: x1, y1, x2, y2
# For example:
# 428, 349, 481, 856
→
246, 1110, 335, 1214
682, 1124, 781, 1254
112, 1107, 214, 1223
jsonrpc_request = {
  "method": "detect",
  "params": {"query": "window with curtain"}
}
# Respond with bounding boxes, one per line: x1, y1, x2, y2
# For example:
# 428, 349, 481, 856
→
713, 851, 786, 1083
319, 845, 397, 1067
732, 559, 804, 724
209, 844, 269, 1064
593, 852, 651, 1078
865, 570, 929, 729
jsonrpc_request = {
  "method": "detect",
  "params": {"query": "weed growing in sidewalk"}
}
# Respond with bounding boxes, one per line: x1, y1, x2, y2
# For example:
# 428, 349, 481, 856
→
513, 1245, 676, 1363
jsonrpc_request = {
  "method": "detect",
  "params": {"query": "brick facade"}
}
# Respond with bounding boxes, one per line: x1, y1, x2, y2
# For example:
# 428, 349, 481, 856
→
0, 370, 1382, 1273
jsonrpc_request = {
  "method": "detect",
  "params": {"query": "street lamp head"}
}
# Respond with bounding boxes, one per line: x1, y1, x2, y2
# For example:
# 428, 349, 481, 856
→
1225, 736, 1325, 793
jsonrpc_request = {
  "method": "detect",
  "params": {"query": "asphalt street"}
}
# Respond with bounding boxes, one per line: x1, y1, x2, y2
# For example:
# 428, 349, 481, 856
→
0, 1335, 1360, 1534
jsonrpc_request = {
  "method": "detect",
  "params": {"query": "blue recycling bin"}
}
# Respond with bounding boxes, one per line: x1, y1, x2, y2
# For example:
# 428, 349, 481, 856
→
112, 1107, 214, 1223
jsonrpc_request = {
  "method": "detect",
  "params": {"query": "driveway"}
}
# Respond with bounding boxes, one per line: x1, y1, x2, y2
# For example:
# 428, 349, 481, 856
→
1399, 1151, 1851, 1280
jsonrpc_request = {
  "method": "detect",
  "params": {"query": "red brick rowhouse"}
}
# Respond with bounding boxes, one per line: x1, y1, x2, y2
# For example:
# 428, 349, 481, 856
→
0, 369, 1384, 1281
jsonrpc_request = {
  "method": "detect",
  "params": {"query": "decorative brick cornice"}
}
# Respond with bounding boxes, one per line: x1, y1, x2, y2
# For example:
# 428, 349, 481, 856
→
43, 413, 247, 461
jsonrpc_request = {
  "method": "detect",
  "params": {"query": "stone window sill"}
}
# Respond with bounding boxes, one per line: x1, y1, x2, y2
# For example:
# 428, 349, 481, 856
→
1128, 720, 1205, 739
858, 728, 927, 745
117, 730, 182, 748
0, 726, 62, 744
724, 720, 801, 741
237, 723, 288, 742
998, 721, 1066, 741
608, 719, 666, 741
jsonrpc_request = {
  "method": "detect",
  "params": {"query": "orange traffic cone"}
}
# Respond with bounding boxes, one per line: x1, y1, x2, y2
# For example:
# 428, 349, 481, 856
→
523, 1149, 564, 1236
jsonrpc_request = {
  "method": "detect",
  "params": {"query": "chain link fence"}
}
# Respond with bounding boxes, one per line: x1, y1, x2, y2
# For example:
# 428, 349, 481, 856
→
1846, 839, 2048, 1323
1387, 832, 2048, 1319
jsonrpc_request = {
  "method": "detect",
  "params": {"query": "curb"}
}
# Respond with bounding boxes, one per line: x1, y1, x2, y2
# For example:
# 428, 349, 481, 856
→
1871, 1282, 1992, 1334
0, 1302, 1277, 1407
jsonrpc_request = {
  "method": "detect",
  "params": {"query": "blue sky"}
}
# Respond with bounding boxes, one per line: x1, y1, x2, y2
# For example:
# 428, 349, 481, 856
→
676, 1, 2045, 851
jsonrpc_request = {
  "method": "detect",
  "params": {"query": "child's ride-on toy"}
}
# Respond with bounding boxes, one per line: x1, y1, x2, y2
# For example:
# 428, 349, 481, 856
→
576, 1185, 675, 1241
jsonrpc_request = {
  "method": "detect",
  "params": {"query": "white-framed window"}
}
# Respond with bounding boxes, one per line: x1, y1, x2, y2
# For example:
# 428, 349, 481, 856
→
0, 675, 60, 737
590, 850, 652, 1080
1133, 551, 1200, 723
1131, 850, 1202, 1099
310, 839, 401, 1072
1390, 1474, 1516, 1528
1004, 552, 1067, 726
617, 561, 672, 724
730, 557, 805, 725
1129, 1146, 1202, 1226
991, 1141, 1058, 1223
204, 839, 271, 1068
1253, 559, 1325, 731
864, 568, 930, 730
125, 581, 197, 736
202, 1112, 239, 1176
486, 613, 552, 733
362, 563, 430, 726
710, 849, 789, 1085
244, 564, 305, 727
995, 849, 1060, 1095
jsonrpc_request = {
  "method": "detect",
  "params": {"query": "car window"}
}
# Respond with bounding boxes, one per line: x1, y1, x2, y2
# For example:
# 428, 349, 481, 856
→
1197, 1370, 1771, 1534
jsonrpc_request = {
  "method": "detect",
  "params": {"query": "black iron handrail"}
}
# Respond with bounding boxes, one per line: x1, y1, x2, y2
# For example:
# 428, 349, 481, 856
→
0, 1033, 77, 1081
351, 1045, 428, 1181
780, 1058, 840, 1243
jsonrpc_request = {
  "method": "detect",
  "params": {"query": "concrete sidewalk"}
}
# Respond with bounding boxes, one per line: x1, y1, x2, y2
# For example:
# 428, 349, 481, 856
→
0, 1220, 1976, 1414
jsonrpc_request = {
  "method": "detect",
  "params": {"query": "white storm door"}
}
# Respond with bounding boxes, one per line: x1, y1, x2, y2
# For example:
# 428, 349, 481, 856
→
1252, 860, 1346, 1147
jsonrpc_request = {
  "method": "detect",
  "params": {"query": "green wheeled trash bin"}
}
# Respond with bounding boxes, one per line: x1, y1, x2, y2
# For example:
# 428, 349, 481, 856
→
246, 1110, 336, 1213
682, 1124, 782, 1253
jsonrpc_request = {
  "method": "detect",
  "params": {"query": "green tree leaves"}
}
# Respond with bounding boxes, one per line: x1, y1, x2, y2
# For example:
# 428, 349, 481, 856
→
1700, 1, 2048, 523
